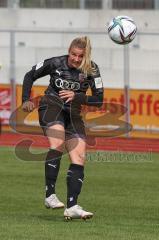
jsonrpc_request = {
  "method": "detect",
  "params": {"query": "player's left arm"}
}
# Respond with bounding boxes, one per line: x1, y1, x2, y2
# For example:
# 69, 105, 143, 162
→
86, 62, 104, 107
73, 63, 104, 107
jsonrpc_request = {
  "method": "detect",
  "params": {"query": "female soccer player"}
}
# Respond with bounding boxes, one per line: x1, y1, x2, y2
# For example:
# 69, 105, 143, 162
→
22, 36, 104, 220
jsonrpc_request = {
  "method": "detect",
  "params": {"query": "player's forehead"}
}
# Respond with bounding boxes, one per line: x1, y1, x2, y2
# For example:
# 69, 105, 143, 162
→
69, 47, 85, 56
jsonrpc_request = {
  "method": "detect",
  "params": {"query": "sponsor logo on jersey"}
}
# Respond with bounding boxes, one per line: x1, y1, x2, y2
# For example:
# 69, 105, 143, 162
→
55, 78, 80, 90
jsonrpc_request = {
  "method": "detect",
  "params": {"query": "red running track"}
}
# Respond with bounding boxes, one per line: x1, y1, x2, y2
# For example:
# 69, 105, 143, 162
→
0, 133, 159, 153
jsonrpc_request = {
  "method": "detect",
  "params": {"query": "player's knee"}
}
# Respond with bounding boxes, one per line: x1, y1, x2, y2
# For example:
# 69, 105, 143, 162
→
75, 152, 86, 165
50, 139, 65, 151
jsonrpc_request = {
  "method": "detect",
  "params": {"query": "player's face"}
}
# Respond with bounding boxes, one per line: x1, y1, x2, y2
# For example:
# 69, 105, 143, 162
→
68, 47, 85, 69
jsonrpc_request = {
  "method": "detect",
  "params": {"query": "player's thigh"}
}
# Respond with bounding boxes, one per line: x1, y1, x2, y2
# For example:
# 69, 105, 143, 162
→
38, 95, 64, 130
66, 114, 86, 141
38, 95, 64, 129
46, 124, 65, 151
65, 137, 86, 166
38, 95, 65, 151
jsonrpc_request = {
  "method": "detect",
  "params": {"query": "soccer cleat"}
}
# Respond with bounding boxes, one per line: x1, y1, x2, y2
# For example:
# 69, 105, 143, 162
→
45, 194, 64, 209
64, 205, 93, 220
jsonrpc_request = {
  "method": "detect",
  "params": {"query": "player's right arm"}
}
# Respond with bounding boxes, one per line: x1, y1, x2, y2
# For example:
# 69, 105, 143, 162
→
22, 58, 53, 112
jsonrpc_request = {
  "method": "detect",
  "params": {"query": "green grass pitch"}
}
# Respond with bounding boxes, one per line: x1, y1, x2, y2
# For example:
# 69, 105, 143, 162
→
0, 147, 159, 240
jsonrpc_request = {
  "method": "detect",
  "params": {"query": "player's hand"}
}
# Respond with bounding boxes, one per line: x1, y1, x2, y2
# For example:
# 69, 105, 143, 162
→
59, 90, 75, 103
22, 101, 35, 112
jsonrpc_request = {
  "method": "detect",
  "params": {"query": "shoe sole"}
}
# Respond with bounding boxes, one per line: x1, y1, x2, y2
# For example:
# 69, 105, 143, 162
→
64, 214, 93, 221
45, 205, 64, 209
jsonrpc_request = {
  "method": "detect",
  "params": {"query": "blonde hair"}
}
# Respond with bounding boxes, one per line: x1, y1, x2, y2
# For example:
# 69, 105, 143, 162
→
69, 36, 92, 75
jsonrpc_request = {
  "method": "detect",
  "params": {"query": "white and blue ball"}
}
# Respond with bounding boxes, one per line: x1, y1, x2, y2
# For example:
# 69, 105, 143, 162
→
108, 16, 137, 45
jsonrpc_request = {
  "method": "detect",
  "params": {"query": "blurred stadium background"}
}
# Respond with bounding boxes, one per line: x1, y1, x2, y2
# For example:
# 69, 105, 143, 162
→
0, 0, 159, 143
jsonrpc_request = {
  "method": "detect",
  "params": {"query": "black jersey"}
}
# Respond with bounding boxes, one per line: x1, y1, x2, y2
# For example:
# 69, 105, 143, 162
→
22, 55, 104, 108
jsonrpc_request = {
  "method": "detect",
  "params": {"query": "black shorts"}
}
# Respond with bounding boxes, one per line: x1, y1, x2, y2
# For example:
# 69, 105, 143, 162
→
38, 95, 86, 140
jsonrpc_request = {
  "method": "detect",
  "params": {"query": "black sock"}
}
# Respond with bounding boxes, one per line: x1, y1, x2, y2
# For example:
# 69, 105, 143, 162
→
45, 149, 63, 198
66, 163, 84, 208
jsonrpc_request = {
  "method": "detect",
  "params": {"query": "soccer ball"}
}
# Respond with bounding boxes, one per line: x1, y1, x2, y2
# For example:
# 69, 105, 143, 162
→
108, 16, 137, 45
